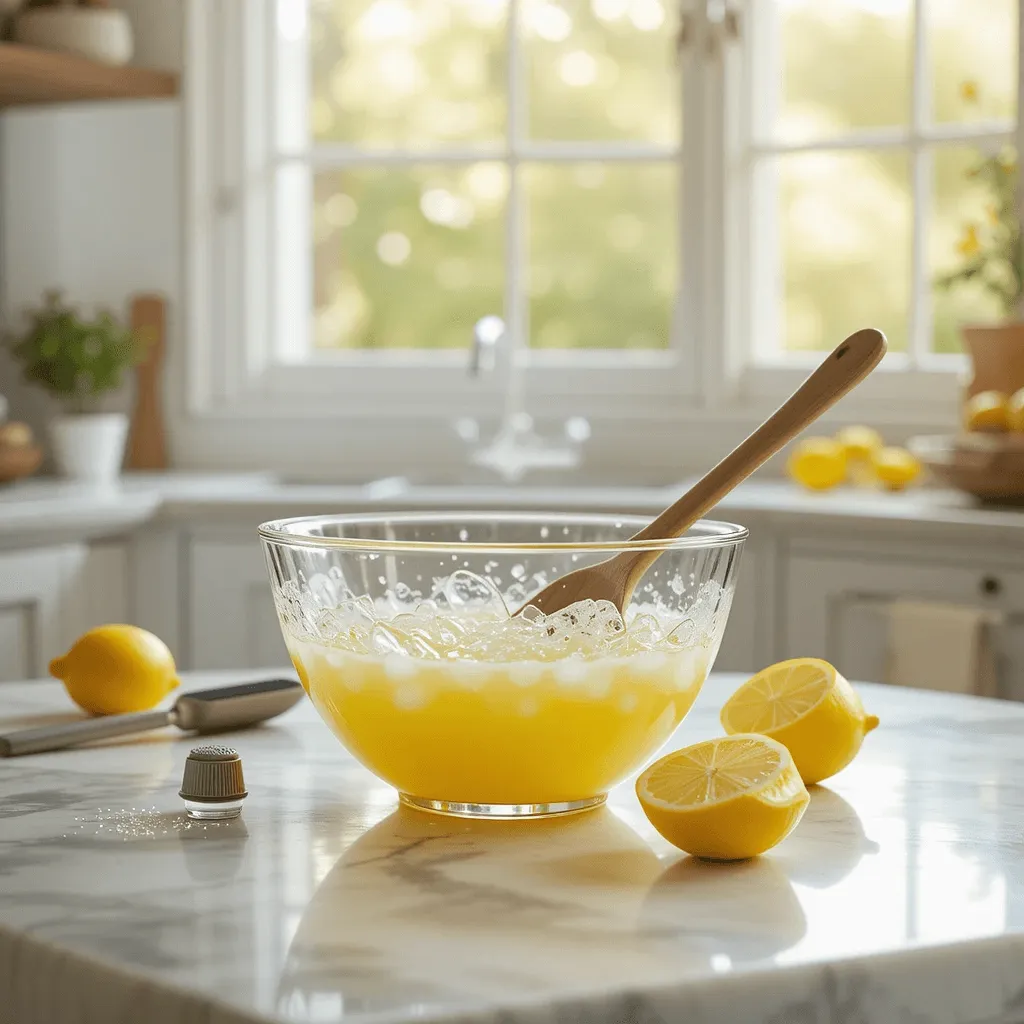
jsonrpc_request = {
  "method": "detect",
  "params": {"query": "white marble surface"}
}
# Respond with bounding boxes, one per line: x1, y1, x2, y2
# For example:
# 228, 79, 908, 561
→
3, 471, 1024, 549
3, 672, 1024, 1023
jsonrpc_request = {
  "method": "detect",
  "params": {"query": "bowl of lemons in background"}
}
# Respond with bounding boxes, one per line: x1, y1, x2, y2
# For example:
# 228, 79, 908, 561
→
786, 424, 922, 494
908, 385, 1024, 503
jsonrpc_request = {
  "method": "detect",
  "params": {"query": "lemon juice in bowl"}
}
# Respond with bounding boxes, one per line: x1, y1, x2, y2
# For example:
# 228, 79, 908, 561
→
261, 513, 745, 817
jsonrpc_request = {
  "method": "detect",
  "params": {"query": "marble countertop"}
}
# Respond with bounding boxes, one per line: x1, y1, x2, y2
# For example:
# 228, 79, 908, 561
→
2, 472, 1024, 549
3, 672, 1024, 1024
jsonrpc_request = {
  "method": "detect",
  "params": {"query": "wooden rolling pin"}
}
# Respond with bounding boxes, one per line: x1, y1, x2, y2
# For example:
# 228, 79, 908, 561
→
127, 293, 168, 471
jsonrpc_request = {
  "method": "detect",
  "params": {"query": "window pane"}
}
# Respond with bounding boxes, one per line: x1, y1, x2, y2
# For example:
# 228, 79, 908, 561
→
526, 163, 677, 349
930, 0, 1017, 125
776, 150, 910, 352
310, 0, 508, 145
931, 146, 1016, 355
525, 0, 679, 143
773, 0, 911, 142
313, 165, 507, 349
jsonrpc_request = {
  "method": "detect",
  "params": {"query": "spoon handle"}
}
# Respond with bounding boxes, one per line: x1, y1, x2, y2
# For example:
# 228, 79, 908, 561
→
629, 327, 886, 551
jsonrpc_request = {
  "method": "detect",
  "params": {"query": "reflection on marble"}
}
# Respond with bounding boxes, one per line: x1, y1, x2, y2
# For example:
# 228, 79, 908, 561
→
4, 673, 1024, 1023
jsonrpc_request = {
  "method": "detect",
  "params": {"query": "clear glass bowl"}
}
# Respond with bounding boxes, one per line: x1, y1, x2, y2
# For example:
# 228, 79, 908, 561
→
259, 513, 747, 818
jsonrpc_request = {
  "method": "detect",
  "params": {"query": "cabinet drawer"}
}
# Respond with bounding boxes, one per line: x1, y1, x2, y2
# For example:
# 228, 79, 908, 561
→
786, 554, 1024, 699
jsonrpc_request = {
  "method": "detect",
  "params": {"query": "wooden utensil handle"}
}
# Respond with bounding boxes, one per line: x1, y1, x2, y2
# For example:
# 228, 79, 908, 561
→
633, 328, 887, 547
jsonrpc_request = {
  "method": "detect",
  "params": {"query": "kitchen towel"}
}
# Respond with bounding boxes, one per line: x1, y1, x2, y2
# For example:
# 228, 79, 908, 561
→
886, 599, 1003, 697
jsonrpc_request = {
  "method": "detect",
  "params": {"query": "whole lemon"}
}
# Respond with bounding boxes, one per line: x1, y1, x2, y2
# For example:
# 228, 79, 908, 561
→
963, 390, 1010, 433
786, 437, 846, 491
1008, 388, 1024, 432
835, 425, 884, 462
871, 445, 922, 491
49, 624, 179, 715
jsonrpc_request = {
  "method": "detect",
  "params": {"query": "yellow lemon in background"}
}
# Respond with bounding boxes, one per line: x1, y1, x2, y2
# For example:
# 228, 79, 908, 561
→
49, 624, 179, 716
786, 438, 846, 491
1007, 388, 1024, 432
963, 390, 1010, 432
835, 425, 884, 462
870, 446, 922, 491
636, 734, 809, 861
720, 658, 878, 785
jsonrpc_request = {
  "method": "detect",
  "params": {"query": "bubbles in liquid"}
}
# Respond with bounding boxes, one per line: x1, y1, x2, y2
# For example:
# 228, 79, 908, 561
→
302, 570, 710, 663
441, 570, 508, 618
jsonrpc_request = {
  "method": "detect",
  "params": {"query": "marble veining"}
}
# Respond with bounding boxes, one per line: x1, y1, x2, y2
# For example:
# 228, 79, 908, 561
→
3, 672, 1024, 1023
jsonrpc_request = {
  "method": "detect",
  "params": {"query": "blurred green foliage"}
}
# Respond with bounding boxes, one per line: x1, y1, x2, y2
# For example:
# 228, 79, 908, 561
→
7, 292, 141, 413
308, 0, 1017, 356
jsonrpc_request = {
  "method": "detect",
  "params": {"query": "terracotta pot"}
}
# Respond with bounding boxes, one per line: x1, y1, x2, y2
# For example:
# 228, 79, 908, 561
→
962, 322, 1024, 399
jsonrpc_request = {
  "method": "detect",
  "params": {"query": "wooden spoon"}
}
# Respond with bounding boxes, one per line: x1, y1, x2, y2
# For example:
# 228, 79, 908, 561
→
525, 328, 887, 617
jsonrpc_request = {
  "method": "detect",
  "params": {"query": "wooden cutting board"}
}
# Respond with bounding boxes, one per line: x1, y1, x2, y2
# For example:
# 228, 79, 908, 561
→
126, 294, 169, 471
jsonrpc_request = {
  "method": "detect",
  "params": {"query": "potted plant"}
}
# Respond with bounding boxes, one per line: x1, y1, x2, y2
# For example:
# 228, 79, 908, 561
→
6, 291, 145, 484
935, 144, 1024, 400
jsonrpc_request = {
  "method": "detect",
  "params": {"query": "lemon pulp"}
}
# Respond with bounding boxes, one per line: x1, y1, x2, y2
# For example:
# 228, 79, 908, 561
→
720, 657, 878, 784
636, 734, 809, 860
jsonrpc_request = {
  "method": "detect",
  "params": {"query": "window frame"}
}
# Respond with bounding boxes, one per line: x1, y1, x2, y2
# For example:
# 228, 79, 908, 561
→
183, 0, 1024, 469
724, 0, 1024, 418
184, 0, 698, 428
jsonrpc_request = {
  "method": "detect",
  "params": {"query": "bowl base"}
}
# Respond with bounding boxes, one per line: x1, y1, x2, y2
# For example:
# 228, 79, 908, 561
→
399, 792, 607, 819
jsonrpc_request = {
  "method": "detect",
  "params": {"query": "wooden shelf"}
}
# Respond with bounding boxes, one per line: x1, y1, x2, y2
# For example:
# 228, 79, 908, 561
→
0, 43, 178, 107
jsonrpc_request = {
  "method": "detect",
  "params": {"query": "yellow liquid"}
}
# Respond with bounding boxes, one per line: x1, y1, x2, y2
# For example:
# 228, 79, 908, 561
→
290, 636, 708, 807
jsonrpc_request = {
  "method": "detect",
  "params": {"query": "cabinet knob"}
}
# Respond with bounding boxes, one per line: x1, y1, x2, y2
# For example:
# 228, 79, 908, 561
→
981, 575, 1002, 596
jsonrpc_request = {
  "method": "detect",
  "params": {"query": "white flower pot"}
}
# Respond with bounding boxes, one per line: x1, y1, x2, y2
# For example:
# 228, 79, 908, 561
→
50, 413, 128, 485
14, 6, 134, 67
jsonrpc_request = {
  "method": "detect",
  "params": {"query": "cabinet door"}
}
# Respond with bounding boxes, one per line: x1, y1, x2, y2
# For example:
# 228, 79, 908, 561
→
188, 539, 289, 670
65, 541, 130, 640
785, 553, 1024, 697
712, 539, 767, 674
0, 546, 80, 682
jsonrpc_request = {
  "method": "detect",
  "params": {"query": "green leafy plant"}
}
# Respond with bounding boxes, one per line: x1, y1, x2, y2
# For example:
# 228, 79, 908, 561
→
6, 291, 144, 414
935, 144, 1024, 320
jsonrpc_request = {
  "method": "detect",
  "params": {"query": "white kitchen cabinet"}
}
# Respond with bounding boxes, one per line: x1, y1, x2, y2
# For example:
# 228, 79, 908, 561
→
0, 541, 130, 684
65, 541, 130, 638
713, 538, 770, 675
785, 549, 1024, 699
188, 537, 289, 670
0, 547, 77, 682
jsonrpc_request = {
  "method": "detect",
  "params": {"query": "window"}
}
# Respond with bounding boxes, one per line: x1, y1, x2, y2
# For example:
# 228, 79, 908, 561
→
742, 0, 1019, 369
185, 0, 1024, 473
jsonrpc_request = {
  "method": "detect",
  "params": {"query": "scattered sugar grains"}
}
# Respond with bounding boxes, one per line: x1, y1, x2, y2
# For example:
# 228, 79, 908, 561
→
303, 569, 716, 662
62, 807, 230, 840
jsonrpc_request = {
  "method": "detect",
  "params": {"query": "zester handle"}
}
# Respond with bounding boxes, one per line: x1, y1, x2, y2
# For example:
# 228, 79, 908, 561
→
0, 709, 174, 757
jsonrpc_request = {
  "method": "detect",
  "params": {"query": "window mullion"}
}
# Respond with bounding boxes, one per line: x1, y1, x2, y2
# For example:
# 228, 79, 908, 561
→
1016, 0, 1024, 318
909, 0, 931, 367
504, 0, 528, 416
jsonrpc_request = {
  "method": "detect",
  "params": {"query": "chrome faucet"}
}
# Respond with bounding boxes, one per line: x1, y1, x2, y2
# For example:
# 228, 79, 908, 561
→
469, 315, 505, 377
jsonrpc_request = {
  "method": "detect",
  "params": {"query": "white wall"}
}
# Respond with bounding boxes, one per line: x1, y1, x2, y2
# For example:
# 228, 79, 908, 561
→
0, 0, 183, 462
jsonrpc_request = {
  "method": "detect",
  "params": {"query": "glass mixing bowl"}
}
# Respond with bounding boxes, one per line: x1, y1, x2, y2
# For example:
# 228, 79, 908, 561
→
259, 513, 747, 818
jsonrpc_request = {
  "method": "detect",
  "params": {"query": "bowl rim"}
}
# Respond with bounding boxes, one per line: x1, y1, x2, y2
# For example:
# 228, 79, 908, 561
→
257, 511, 749, 554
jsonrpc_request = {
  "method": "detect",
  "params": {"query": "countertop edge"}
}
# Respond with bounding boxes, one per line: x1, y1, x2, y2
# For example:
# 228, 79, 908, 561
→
4, 910, 1024, 1024
0, 918, 277, 1024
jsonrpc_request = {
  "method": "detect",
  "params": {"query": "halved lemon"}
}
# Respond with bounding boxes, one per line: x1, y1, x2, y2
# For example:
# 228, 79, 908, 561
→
636, 734, 809, 861
720, 658, 878, 785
